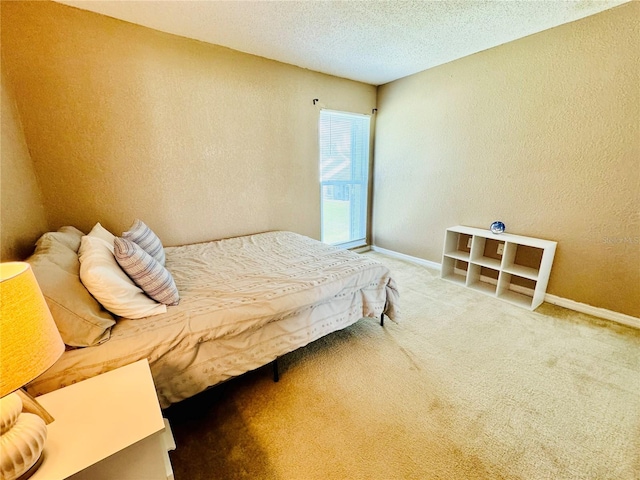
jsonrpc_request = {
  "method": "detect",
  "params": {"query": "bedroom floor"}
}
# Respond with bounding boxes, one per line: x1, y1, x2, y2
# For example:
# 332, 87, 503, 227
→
164, 252, 640, 480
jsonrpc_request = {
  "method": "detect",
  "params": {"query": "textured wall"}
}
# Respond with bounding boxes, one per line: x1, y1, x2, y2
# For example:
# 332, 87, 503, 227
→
373, 3, 639, 317
1, 1, 376, 247
1, 66, 48, 260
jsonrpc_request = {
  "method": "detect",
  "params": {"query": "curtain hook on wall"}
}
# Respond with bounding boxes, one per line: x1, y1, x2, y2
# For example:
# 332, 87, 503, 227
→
313, 99, 319, 105
372, 108, 378, 114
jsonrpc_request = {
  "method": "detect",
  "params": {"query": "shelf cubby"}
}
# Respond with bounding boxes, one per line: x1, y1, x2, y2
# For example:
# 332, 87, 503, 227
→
502, 243, 543, 280
443, 231, 472, 261
441, 226, 556, 310
441, 256, 468, 286
470, 236, 504, 270
467, 264, 499, 295
497, 272, 536, 308
497, 288, 535, 309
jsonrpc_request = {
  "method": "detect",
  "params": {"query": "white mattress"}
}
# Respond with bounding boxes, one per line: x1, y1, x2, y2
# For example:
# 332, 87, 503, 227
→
28, 231, 399, 407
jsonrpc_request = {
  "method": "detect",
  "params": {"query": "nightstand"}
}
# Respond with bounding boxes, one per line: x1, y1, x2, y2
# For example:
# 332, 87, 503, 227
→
30, 360, 175, 480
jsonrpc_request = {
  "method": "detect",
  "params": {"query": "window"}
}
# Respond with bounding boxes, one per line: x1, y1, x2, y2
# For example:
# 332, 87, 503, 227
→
319, 110, 371, 247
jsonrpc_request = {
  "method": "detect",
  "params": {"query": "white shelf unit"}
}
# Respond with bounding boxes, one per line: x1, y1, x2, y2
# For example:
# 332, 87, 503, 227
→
441, 226, 557, 310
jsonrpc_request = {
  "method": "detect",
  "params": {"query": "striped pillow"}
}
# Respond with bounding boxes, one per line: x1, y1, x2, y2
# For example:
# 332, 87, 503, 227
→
114, 237, 179, 306
122, 219, 166, 266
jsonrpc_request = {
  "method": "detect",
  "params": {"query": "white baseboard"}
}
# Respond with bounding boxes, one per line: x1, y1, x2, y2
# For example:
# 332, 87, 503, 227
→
544, 295, 640, 329
370, 246, 441, 270
372, 245, 640, 329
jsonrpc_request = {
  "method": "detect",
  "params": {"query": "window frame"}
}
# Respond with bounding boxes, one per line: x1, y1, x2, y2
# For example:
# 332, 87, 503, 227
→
318, 109, 372, 248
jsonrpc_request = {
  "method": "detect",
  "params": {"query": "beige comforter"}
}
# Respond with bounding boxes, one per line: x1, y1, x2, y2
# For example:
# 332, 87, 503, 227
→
28, 231, 399, 406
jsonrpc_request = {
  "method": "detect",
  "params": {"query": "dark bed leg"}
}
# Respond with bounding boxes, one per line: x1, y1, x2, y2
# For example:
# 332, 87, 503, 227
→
272, 359, 280, 382
380, 312, 385, 327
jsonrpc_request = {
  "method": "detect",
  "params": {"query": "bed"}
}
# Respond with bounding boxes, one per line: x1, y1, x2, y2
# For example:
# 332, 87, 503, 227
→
26, 228, 399, 408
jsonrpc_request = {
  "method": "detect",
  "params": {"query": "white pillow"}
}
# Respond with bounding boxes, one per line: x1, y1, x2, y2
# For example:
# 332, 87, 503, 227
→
88, 223, 116, 253
78, 235, 167, 319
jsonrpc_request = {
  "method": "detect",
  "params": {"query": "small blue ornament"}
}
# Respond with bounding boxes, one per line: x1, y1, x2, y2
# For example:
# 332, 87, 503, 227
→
490, 221, 506, 234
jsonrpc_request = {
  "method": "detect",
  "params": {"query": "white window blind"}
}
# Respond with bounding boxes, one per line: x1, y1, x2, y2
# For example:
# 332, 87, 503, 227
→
319, 110, 370, 246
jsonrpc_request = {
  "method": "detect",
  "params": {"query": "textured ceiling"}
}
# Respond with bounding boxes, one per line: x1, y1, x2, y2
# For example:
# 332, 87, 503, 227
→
54, 0, 630, 85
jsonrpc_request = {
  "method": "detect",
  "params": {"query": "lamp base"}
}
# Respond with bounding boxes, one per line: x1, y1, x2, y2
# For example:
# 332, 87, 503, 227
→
0, 393, 47, 480
16, 452, 44, 480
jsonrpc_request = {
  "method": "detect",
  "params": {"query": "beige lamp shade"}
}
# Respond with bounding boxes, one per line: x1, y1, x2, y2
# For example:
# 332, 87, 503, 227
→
0, 262, 64, 397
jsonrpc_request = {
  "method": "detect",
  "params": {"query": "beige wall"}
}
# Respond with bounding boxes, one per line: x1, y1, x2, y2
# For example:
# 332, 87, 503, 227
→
2, 1, 637, 317
373, 4, 639, 317
1, 1, 376, 247
1, 63, 48, 260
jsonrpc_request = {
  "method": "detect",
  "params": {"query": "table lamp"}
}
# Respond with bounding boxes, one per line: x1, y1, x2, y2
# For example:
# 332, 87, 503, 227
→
0, 262, 65, 480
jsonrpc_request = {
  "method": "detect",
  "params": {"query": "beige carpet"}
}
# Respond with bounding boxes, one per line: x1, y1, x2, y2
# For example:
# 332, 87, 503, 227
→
165, 252, 640, 480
